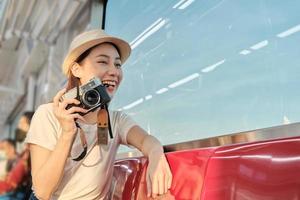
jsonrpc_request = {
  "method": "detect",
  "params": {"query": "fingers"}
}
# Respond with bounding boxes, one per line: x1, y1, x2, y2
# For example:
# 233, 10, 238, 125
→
53, 89, 88, 115
53, 88, 82, 109
60, 98, 80, 110
151, 177, 159, 198
158, 174, 164, 195
167, 170, 172, 189
70, 113, 86, 122
146, 171, 152, 197
53, 88, 67, 108
147, 158, 173, 198
151, 175, 168, 198
66, 106, 88, 115
164, 173, 168, 194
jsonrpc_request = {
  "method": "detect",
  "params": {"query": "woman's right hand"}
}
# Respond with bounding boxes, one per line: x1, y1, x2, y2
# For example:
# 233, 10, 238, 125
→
53, 88, 88, 138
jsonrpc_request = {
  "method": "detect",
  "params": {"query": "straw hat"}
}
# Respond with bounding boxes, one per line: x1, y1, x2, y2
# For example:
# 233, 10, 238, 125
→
62, 29, 131, 75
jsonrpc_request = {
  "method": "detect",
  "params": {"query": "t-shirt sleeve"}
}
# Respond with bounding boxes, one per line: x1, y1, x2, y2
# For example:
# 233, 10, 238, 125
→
24, 104, 59, 151
115, 111, 137, 146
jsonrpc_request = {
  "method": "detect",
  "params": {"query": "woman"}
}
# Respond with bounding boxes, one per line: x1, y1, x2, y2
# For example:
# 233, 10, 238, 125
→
25, 29, 172, 200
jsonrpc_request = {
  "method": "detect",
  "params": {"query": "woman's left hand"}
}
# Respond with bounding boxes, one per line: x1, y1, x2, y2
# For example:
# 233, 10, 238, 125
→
146, 149, 173, 198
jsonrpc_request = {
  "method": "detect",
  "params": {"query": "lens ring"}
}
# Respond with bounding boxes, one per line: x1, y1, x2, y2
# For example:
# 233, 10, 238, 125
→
82, 89, 101, 108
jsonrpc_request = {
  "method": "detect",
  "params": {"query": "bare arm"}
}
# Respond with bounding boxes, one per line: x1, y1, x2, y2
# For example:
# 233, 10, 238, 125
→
127, 126, 172, 198
30, 88, 87, 200
127, 126, 163, 157
30, 134, 74, 199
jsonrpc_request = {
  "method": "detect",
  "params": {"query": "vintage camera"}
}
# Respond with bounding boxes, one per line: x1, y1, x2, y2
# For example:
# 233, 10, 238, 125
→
61, 77, 111, 115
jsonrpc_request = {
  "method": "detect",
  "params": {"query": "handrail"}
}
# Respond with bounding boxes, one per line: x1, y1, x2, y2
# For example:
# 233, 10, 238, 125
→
164, 122, 300, 152
116, 122, 300, 159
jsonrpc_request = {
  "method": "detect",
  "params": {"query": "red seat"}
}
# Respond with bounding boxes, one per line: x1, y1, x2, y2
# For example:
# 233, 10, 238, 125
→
110, 136, 300, 200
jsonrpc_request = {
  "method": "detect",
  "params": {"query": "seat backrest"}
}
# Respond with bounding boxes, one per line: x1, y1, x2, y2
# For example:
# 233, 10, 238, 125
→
111, 136, 300, 200
201, 137, 300, 200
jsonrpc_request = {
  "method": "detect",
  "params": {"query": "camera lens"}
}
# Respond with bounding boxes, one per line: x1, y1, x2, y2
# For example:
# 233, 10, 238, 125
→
82, 89, 101, 108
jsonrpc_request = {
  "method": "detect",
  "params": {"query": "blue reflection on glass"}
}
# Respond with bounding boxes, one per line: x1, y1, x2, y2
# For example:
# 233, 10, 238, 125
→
105, 0, 300, 145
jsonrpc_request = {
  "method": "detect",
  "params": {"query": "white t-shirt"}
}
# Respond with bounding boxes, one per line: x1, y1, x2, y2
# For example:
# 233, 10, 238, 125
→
25, 103, 137, 200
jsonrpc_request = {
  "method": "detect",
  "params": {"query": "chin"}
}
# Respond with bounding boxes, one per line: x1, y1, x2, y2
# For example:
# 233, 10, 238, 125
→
108, 93, 115, 99
106, 87, 118, 98
106, 90, 116, 99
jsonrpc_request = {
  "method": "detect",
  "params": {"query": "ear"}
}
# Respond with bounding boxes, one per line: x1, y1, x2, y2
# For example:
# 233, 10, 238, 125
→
70, 62, 82, 78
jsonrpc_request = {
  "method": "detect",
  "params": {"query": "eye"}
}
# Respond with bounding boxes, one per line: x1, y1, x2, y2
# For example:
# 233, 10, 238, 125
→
97, 60, 108, 64
115, 63, 122, 69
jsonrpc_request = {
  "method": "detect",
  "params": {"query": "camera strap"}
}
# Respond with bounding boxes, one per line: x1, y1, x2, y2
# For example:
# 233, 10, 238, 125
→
72, 122, 88, 161
105, 104, 113, 139
97, 105, 113, 145
97, 108, 108, 145
72, 104, 113, 161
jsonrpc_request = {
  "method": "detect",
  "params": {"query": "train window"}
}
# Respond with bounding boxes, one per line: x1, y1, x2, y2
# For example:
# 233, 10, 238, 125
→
105, 0, 300, 145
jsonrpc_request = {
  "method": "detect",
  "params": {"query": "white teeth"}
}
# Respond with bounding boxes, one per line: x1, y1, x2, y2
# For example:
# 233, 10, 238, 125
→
102, 80, 117, 87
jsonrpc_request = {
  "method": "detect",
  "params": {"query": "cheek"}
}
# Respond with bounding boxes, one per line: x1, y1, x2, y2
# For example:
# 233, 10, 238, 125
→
82, 66, 104, 83
92, 65, 107, 77
78, 62, 97, 82
116, 75, 123, 87
118, 70, 123, 81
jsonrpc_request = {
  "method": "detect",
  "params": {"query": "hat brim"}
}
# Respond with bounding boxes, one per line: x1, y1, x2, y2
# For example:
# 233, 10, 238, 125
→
62, 36, 131, 75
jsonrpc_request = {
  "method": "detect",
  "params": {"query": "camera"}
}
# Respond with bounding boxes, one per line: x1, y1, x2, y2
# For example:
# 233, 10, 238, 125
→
61, 77, 111, 115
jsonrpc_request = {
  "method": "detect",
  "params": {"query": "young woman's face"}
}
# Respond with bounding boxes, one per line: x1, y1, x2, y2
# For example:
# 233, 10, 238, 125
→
77, 43, 123, 97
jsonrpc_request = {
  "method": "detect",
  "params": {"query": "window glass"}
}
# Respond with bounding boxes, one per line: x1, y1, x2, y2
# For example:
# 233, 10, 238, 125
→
106, 0, 300, 145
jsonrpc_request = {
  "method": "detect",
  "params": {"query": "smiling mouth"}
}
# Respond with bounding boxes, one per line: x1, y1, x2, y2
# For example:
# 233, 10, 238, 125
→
102, 80, 117, 88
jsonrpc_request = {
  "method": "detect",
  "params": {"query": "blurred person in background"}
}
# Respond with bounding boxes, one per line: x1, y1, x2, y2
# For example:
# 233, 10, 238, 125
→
0, 141, 8, 181
15, 111, 35, 153
0, 111, 34, 199
0, 138, 23, 199
0, 139, 17, 175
